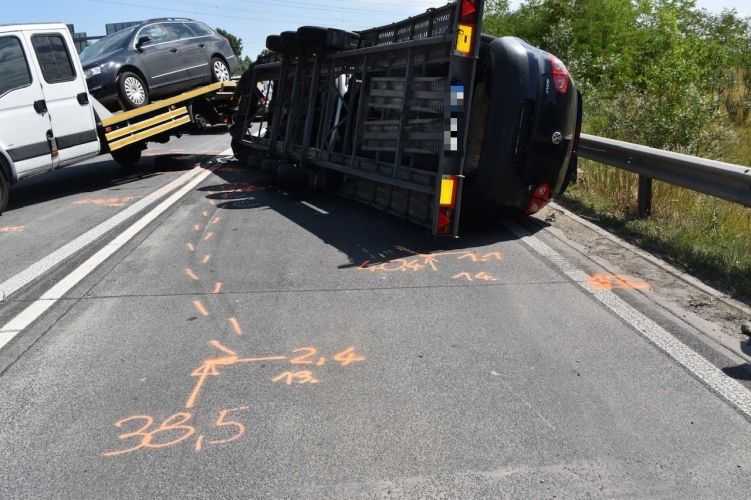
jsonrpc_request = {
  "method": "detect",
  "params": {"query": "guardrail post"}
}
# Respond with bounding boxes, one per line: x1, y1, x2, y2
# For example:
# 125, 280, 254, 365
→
638, 175, 653, 217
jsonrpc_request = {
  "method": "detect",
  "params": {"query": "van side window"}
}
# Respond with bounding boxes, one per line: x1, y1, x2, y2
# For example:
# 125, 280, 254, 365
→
0, 36, 32, 97
31, 34, 76, 84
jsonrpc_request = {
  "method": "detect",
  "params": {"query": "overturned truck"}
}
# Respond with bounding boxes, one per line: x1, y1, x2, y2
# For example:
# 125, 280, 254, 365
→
230, 0, 582, 237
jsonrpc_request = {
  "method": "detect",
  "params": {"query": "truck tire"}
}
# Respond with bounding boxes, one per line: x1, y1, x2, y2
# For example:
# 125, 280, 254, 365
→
211, 57, 231, 82
112, 146, 143, 168
118, 71, 149, 109
0, 169, 9, 215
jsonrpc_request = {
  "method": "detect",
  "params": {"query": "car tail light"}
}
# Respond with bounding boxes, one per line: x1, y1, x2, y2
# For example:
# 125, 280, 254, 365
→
526, 183, 551, 215
549, 56, 570, 94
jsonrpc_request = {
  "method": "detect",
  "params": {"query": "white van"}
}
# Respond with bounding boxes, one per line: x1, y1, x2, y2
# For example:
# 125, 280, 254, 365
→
0, 23, 236, 214
0, 24, 102, 212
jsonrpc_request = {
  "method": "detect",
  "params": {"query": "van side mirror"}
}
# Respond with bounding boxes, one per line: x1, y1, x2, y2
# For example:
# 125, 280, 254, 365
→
136, 36, 151, 50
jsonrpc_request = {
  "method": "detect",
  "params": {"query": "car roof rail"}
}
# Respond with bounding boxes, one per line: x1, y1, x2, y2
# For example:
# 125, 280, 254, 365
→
141, 17, 194, 24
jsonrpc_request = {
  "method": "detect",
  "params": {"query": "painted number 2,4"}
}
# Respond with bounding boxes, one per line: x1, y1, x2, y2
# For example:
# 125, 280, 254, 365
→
101, 406, 249, 457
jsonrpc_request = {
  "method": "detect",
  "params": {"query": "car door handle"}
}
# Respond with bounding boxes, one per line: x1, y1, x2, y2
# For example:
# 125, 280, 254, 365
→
33, 99, 47, 114
77, 92, 89, 105
170, 47, 178, 53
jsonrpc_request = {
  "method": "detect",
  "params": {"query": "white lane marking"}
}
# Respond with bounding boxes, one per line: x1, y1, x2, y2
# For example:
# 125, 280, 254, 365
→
507, 222, 751, 420
0, 167, 203, 302
0, 154, 224, 350
300, 201, 329, 215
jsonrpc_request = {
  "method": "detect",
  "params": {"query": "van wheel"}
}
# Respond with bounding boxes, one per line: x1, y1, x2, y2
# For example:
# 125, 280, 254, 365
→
211, 57, 231, 82
0, 170, 9, 215
119, 71, 149, 109
112, 146, 143, 168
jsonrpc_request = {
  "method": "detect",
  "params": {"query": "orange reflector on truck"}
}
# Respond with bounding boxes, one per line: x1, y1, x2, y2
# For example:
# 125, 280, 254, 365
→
439, 175, 458, 207
456, 24, 473, 55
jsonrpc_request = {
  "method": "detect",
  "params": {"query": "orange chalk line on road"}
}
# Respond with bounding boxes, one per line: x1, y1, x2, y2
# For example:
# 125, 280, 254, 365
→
212, 282, 223, 294
211, 216, 221, 224
192, 300, 209, 316
186, 242, 195, 252
185, 340, 287, 408
0, 225, 25, 233
204, 232, 215, 241
193, 224, 202, 231
228, 317, 242, 336
202, 255, 211, 265
185, 268, 199, 281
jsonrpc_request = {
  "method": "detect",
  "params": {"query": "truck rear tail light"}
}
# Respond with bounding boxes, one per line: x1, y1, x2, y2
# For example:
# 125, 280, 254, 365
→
460, 0, 478, 22
526, 183, 551, 215
456, 0, 478, 56
437, 175, 459, 234
549, 56, 570, 94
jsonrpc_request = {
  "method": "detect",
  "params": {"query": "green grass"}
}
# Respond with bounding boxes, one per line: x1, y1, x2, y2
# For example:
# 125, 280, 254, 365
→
561, 159, 751, 302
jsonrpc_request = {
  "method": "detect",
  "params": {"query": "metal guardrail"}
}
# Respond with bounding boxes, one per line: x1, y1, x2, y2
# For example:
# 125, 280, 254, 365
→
578, 133, 751, 216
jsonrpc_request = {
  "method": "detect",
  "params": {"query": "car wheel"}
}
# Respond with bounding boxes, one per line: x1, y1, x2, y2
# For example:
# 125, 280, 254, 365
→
118, 71, 149, 109
211, 57, 231, 82
112, 145, 143, 168
0, 169, 9, 215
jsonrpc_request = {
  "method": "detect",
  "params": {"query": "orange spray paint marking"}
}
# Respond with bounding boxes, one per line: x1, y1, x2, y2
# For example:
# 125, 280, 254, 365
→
192, 300, 209, 316
212, 282, 223, 294
186, 362, 219, 409
193, 224, 203, 231
587, 273, 651, 290
333, 347, 366, 366
194, 435, 205, 451
211, 216, 221, 225
228, 317, 242, 336
73, 196, 137, 208
185, 268, 199, 281
204, 232, 215, 241
272, 370, 320, 385
202, 255, 211, 265
0, 225, 24, 233
186, 242, 195, 252
185, 340, 287, 408
452, 272, 473, 281
202, 211, 209, 217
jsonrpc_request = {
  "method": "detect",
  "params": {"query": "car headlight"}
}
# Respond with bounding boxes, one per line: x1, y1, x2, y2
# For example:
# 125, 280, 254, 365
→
84, 66, 103, 79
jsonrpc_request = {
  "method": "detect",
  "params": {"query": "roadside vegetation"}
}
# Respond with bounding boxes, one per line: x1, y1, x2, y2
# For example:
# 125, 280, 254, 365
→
484, 0, 751, 300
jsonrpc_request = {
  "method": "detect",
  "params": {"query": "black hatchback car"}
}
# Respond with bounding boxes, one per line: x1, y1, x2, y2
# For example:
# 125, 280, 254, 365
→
81, 18, 239, 109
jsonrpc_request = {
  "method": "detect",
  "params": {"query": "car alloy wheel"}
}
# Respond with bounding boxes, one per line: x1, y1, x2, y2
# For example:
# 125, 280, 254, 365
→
213, 60, 230, 81
123, 76, 146, 106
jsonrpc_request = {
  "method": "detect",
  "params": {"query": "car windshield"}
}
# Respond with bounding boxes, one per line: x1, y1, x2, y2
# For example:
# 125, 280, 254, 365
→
81, 27, 135, 62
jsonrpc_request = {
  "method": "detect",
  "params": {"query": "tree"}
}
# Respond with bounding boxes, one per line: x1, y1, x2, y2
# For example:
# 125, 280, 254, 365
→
215, 28, 243, 59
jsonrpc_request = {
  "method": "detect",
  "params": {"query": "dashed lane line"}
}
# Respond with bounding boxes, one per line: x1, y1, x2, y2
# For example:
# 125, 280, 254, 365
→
300, 201, 329, 215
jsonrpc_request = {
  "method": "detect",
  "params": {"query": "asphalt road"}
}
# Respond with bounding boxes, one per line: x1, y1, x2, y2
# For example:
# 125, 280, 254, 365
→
1, 133, 750, 499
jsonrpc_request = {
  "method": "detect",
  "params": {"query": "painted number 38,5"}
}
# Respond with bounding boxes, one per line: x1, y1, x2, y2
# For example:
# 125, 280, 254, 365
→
101, 406, 248, 457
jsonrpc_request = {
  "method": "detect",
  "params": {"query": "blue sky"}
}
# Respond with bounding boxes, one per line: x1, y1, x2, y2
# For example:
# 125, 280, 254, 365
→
6, 0, 751, 59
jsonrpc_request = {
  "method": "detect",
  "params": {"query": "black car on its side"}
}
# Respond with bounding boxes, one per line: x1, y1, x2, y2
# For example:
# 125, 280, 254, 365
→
81, 18, 239, 110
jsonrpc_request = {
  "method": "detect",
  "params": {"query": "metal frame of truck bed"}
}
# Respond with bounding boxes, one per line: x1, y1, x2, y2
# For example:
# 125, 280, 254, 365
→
235, 1, 485, 237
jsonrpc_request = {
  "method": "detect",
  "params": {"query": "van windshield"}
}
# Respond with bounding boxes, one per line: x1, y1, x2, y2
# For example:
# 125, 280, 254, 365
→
81, 27, 135, 62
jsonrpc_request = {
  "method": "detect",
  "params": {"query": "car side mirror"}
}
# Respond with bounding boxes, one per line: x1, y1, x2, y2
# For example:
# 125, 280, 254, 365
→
136, 36, 151, 50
